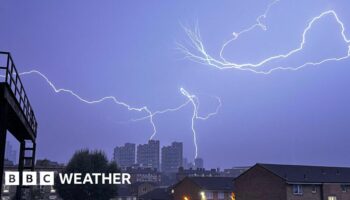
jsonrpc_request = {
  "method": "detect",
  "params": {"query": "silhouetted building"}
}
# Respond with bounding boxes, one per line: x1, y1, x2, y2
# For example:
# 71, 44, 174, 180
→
172, 177, 235, 200
161, 142, 183, 173
114, 143, 136, 168
36, 159, 61, 167
220, 167, 250, 178
139, 187, 171, 200
182, 158, 194, 169
124, 167, 161, 183
235, 163, 350, 200
194, 157, 204, 169
110, 187, 136, 200
137, 140, 160, 170
176, 167, 222, 181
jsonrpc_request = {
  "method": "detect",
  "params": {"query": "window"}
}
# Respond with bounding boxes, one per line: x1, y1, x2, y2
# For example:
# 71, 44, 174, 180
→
328, 196, 337, 200
293, 185, 303, 195
341, 185, 348, 192
218, 192, 225, 199
206, 191, 213, 199
312, 185, 317, 193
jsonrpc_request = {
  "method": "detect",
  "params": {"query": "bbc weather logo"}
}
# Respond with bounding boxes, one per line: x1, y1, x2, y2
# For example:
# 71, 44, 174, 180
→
4, 171, 131, 185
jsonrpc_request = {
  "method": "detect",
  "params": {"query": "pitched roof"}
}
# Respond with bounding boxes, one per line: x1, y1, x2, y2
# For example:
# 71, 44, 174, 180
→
189, 177, 234, 191
139, 188, 171, 200
258, 163, 350, 184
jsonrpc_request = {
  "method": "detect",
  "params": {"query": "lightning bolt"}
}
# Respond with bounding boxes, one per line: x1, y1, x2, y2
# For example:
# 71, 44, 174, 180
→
178, 1, 350, 74
1, 70, 221, 159
180, 87, 222, 159
131, 87, 221, 159
1, 70, 192, 140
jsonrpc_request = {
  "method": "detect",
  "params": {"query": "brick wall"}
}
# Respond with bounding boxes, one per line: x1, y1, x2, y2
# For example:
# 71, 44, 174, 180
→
323, 183, 350, 200
173, 178, 201, 200
286, 184, 321, 200
235, 165, 286, 200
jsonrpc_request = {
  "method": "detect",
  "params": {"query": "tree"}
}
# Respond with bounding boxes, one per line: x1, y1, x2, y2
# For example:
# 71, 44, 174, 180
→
55, 149, 119, 200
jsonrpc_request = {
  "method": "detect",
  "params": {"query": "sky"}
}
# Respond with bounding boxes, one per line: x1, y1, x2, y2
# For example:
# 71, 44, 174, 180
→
1, 0, 350, 169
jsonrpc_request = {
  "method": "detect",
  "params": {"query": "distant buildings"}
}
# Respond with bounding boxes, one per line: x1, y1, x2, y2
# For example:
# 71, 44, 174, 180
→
114, 143, 136, 168
137, 140, 160, 170
176, 167, 222, 182
161, 142, 183, 173
124, 167, 161, 183
220, 167, 250, 177
235, 163, 350, 200
194, 157, 204, 169
182, 158, 194, 169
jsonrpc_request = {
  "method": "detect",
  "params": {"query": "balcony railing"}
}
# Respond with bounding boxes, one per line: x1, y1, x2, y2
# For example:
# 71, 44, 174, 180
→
0, 51, 37, 135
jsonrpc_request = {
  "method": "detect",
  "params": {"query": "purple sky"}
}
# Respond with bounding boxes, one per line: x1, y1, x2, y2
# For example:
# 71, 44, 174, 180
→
1, 0, 350, 168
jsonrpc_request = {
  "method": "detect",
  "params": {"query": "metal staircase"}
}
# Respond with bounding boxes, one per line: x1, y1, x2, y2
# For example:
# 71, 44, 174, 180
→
0, 51, 38, 199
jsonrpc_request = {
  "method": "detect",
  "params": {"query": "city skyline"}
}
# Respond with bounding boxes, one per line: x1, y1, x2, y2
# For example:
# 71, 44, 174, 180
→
1, 0, 350, 168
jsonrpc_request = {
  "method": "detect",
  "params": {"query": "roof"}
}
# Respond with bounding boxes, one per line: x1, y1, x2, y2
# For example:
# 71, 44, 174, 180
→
139, 188, 171, 200
116, 187, 133, 197
187, 177, 234, 191
258, 163, 350, 184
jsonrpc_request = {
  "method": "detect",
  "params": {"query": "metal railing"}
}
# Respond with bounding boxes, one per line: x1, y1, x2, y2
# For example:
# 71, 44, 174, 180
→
0, 51, 37, 135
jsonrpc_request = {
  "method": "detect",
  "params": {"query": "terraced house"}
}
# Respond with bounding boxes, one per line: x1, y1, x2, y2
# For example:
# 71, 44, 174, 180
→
235, 163, 350, 200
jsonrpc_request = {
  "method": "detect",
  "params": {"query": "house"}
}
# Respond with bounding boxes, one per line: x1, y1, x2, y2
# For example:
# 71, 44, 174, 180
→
111, 186, 137, 200
130, 182, 157, 197
139, 187, 171, 200
235, 163, 350, 200
172, 176, 235, 200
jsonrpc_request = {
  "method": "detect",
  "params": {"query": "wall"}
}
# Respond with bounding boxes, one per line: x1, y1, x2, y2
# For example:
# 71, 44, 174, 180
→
235, 165, 286, 200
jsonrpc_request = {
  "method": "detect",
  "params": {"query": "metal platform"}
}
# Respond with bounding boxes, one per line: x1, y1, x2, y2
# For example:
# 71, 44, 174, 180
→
0, 52, 38, 199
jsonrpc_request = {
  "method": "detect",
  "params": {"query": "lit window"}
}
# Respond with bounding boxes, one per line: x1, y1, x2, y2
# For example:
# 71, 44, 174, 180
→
328, 196, 337, 200
218, 192, 225, 199
293, 185, 303, 195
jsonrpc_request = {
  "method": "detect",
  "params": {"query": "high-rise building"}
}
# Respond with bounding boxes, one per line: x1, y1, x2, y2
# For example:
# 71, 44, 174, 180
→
194, 157, 204, 169
161, 142, 183, 173
114, 143, 136, 168
137, 140, 160, 170
5, 141, 16, 164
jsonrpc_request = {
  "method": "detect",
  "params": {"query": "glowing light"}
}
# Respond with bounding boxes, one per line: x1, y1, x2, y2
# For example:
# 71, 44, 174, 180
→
231, 192, 236, 200
178, 1, 350, 74
200, 191, 206, 200
180, 87, 222, 159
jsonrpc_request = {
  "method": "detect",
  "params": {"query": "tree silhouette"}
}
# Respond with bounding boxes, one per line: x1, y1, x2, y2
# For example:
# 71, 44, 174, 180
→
55, 149, 119, 200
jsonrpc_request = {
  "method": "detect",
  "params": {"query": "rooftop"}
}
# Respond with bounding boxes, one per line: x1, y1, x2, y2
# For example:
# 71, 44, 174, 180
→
258, 163, 350, 184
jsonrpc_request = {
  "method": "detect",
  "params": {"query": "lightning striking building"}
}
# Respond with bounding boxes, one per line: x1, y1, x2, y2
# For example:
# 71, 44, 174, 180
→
137, 140, 160, 170
113, 143, 136, 168
161, 142, 183, 173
